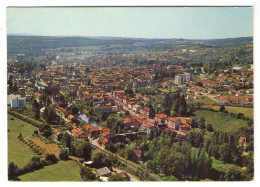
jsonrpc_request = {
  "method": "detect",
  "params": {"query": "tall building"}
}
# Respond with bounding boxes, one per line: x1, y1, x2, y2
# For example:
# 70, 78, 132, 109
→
11, 97, 26, 108
175, 73, 193, 84
175, 74, 186, 84
185, 73, 193, 81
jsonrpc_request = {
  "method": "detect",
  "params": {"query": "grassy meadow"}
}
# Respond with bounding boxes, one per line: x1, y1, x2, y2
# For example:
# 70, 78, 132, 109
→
207, 105, 253, 119
8, 114, 38, 167
19, 160, 82, 181
193, 110, 248, 132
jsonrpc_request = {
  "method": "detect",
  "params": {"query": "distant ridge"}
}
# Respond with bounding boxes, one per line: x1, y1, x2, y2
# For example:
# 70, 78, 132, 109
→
7, 33, 253, 41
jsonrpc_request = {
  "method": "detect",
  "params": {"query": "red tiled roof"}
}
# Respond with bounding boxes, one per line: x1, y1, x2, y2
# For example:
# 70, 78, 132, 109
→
83, 124, 102, 132
71, 128, 86, 137
56, 106, 67, 114
68, 114, 75, 120
239, 136, 246, 143
101, 131, 113, 138
101, 138, 109, 145
168, 117, 181, 122
155, 113, 168, 119
119, 172, 130, 179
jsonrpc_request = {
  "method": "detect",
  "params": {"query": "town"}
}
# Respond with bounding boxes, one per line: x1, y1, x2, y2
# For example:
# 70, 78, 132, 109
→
7, 31, 254, 182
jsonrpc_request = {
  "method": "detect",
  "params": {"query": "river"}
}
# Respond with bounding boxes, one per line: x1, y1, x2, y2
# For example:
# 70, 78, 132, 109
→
78, 114, 99, 127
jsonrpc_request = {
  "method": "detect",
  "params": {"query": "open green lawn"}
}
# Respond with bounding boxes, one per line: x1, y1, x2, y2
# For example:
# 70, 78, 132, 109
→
203, 105, 253, 119
211, 157, 246, 173
158, 87, 177, 93
189, 97, 215, 105
193, 110, 248, 132
19, 160, 83, 181
8, 114, 38, 168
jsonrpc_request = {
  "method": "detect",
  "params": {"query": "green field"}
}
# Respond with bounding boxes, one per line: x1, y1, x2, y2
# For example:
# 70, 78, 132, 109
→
8, 114, 38, 168
211, 157, 246, 173
189, 97, 215, 105
204, 105, 253, 119
19, 160, 82, 181
193, 110, 248, 132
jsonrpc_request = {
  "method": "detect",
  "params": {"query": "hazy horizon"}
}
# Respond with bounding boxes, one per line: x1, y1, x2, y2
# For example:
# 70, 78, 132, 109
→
7, 7, 253, 40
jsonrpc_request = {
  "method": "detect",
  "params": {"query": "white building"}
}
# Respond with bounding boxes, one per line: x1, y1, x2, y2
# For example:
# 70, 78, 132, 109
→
175, 73, 193, 84
7, 94, 21, 105
11, 97, 26, 108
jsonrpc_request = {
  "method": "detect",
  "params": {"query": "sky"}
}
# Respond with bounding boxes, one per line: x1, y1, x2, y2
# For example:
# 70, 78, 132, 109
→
7, 7, 253, 39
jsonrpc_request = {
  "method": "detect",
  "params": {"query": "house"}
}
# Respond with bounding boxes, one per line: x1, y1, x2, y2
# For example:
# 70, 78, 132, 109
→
122, 117, 142, 127
118, 172, 130, 181
166, 117, 182, 130
238, 136, 247, 148
230, 96, 239, 104
83, 124, 103, 138
139, 107, 151, 118
216, 96, 228, 105
71, 128, 87, 139
132, 104, 142, 113
101, 138, 109, 145
141, 119, 155, 130
56, 105, 68, 117
134, 149, 142, 159
228, 89, 236, 94
53, 130, 63, 141
68, 114, 75, 121
178, 124, 191, 131
155, 113, 168, 125
142, 119, 156, 134
96, 167, 112, 177
240, 98, 250, 105
94, 105, 117, 113
100, 131, 114, 140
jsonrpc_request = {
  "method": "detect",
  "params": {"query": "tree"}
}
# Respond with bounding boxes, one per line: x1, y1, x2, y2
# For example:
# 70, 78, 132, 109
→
91, 150, 112, 169
69, 105, 80, 115
62, 133, 72, 148
59, 149, 69, 160
8, 162, 19, 180
45, 153, 58, 164
80, 167, 97, 181
108, 174, 125, 181
8, 78, 13, 92
187, 130, 204, 148
206, 124, 214, 132
219, 106, 225, 112
148, 104, 155, 118
39, 124, 52, 137
71, 140, 92, 160
220, 143, 231, 163
32, 99, 40, 110
121, 148, 139, 163
224, 167, 242, 181
13, 82, 18, 93
35, 107, 40, 120
179, 95, 188, 115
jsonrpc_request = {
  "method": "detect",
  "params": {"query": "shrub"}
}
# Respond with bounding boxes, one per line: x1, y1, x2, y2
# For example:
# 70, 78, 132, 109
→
8, 162, 19, 180
80, 166, 97, 181
45, 153, 58, 164
59, 150, 69, 160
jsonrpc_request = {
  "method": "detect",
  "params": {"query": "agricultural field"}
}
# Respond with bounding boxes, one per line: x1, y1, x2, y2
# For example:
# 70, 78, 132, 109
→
8, 114, 37, 168
19, 160, 82, 181
30, 137, 61, 157
204, 105, 253, 119
193, 110, 248, 132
